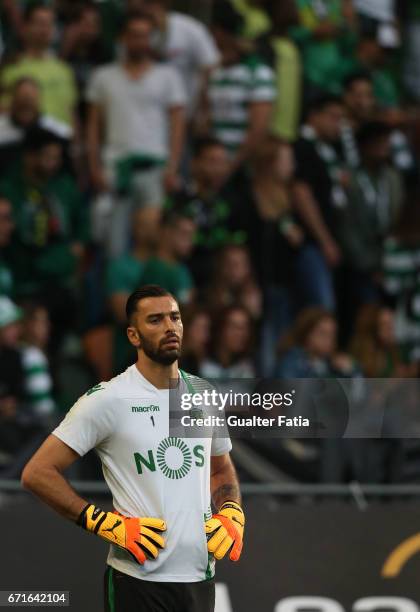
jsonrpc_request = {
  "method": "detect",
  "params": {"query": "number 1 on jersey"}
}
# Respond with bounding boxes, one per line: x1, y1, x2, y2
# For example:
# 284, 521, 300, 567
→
150, 415, 155, 427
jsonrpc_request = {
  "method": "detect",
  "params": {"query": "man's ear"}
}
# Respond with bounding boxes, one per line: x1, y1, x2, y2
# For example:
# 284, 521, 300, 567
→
127, 326, 141, 348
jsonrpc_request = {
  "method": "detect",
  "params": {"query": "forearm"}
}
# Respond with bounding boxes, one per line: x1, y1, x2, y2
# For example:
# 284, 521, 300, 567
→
168, 107, 186, 172
293, 183, 333, 245
211, 461, 241, 510
22, 465, 87, 522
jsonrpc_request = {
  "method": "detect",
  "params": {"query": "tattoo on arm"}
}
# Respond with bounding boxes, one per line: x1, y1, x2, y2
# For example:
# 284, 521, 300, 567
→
212, 483, 241, 510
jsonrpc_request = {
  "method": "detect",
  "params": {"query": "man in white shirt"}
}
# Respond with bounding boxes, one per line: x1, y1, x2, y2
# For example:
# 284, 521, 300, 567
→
86, 11, 187, 256
21, 285, 244, 612
141, 0, 220, 116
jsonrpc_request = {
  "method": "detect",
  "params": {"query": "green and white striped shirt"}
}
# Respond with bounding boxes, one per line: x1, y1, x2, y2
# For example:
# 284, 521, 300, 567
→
22, 345, 55, 418
209, 55, 276, 151
383, 237, 420, 359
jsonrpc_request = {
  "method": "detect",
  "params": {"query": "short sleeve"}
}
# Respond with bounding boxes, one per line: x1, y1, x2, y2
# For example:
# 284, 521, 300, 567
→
211, 430, 232, 456
188, 20, 220, 69
165, 67, 187, 108
52, 384, 115, 456
86, 68, 106, 105
249, 63, 276, 103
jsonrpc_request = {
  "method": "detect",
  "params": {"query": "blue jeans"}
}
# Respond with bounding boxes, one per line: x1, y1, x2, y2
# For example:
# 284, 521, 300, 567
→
295, 243, 335, 311
258, 285, 293, 377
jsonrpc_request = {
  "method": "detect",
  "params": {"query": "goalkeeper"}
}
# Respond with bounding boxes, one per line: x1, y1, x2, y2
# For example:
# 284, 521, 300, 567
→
21, 285, 244, 612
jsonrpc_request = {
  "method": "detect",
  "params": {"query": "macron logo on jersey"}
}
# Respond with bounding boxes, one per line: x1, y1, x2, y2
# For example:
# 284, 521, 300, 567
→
132, 405, 160, 413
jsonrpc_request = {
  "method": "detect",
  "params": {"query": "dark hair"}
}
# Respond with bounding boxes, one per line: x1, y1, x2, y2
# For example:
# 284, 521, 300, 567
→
211, 0, 244, 35
120, 10, 155, 33
126, 285, 175, 323
12, 77, 40, 95
23, 126, 64, 152
161, 209, 194, 228
305, 94, 343, 119
356, 121, 391, 149
193, 137, 226, 158
343, 71, 372, 92
24, 2, 53, 22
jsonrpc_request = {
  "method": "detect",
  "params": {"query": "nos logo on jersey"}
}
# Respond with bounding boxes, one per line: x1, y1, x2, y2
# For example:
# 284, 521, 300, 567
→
134, 437, 205, 479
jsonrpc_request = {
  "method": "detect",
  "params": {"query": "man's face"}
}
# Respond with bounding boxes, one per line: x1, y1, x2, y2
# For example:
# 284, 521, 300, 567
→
11, 82, 40, 127
315, 104, 344, 142
194, 145, 230, 191
128, 296, 183, 365
0, 200, 14, 248
363, 135, 391, 167
168, 218, 196, 260
345, 80, 375, 121
25, 8, 54, 50
123, 19, 153, 61
35, 143, 63, 179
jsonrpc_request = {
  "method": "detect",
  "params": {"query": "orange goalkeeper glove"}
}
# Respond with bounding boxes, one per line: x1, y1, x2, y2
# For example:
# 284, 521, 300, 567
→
205, 500, 245, 561
77, 504, 166, 565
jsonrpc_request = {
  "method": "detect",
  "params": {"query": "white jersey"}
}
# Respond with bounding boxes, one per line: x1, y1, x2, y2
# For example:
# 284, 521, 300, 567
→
52, 365, 231, 583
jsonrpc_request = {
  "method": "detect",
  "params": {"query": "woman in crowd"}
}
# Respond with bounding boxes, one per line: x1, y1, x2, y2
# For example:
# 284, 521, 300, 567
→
350, 303, 415, 377
275, 307, 358, 378
179, 306, 211, 376
206, 244, 262, 319
199, 304, 256, 379
239, 137, 304, 376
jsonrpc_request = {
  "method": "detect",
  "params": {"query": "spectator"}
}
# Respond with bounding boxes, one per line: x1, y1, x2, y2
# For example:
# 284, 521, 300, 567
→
291, 0, 358, 97
200, 305, 256, 378
345, 29, 401, 110
208, 0, 276, 172
205, 244, 262, 319
0, 196, 15, 297
0, 296, 50, 478
350, 304, 411, 377
0, 297, 26, 458
0, 127, 88, 346
292, 95, 346, 311
242, 138, 303, 374
276, 307, 358, 378
179, 306, 211, 376
1, 4, 77, 127
256, 0, 302, 142
141, 211, 196, 305
141, 0, 220, 117
382, 197, 420, 362
341, 73, 416, 180
167, 137, 247, 285
86, 11, 186, 256
60, 4, 110, 121
106, 207, 158, 374
21, 302, 55, 422
0, 78, 72, 173
334, 121, 403, 326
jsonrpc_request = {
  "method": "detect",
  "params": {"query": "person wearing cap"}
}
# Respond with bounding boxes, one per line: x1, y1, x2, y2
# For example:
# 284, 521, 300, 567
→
0, 126, 88, 350
0, 296, 52, 478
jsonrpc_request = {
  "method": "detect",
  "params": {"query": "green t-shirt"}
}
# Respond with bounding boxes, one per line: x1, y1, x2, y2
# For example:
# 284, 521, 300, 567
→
0, 167, 88, 295
291, 0, 357, 93
140, 257, 193, 304
106, 254, 145, 296
1, 55, 77, 126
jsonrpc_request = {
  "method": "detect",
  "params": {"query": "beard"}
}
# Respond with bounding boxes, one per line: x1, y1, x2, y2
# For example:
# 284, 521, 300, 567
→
138, 331, 181, 366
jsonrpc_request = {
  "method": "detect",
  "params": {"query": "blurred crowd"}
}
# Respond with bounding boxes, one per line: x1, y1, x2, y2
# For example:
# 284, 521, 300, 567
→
1, 0, 420, 483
